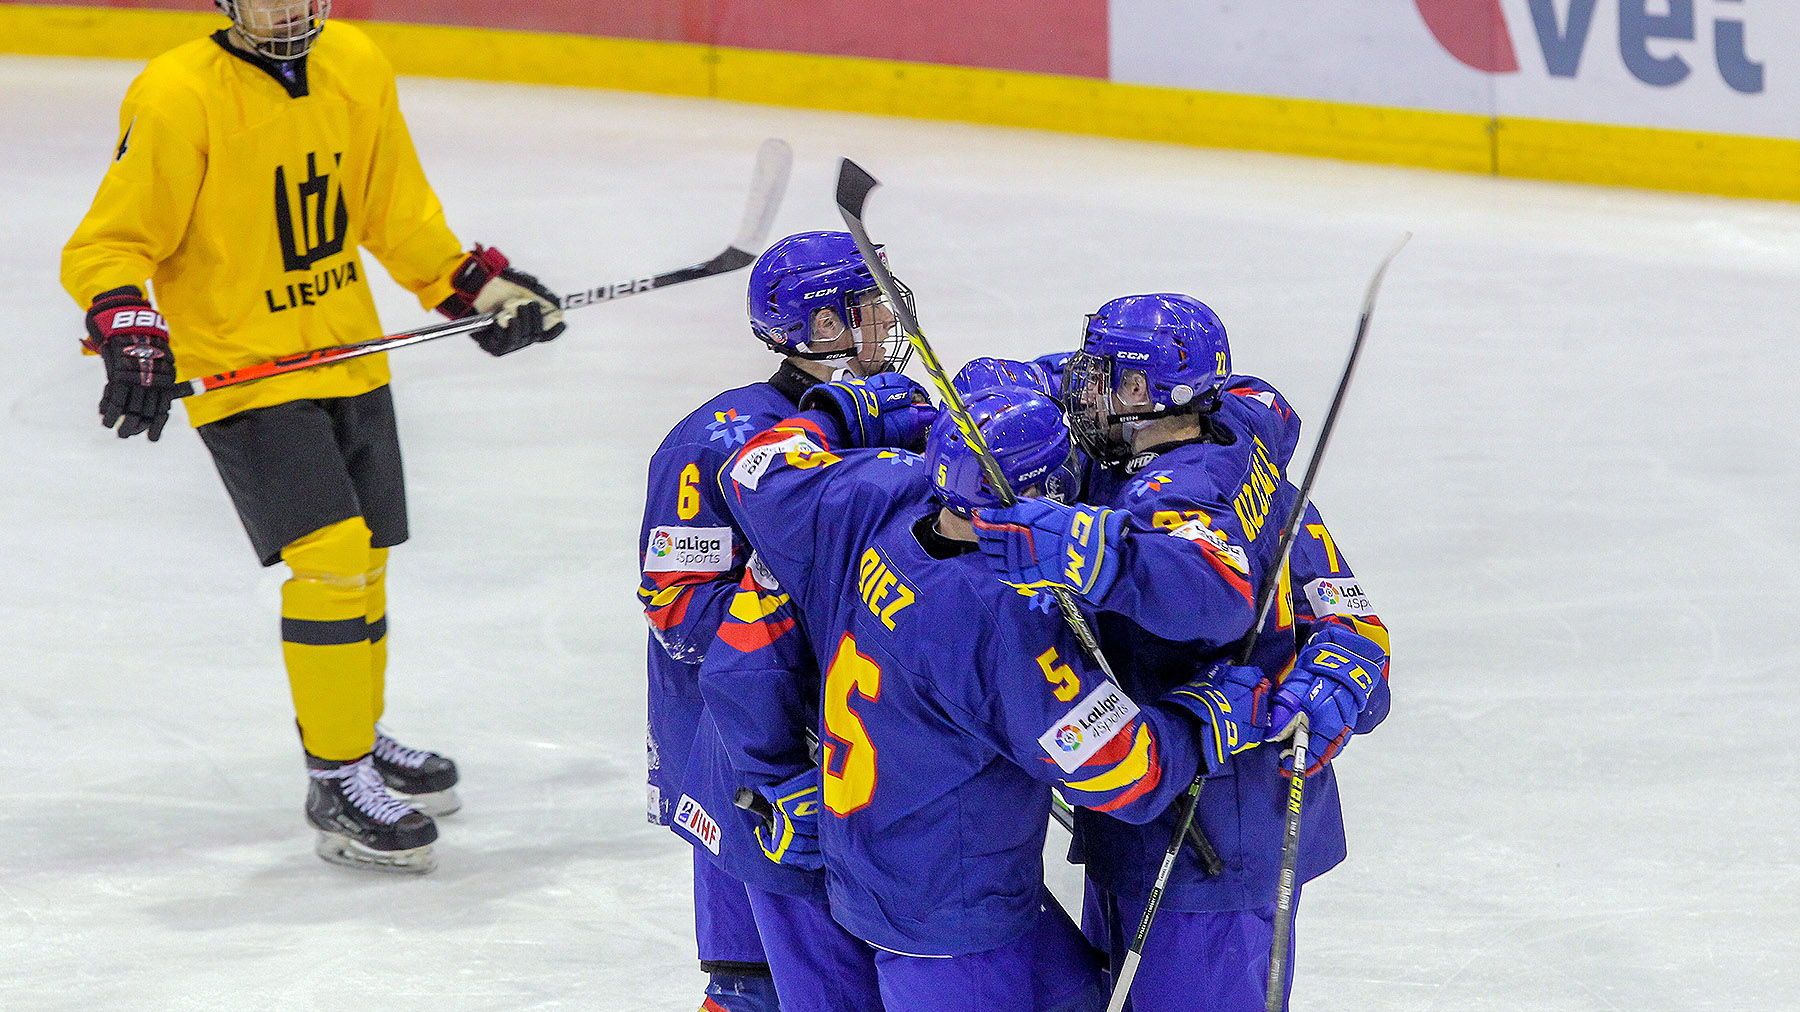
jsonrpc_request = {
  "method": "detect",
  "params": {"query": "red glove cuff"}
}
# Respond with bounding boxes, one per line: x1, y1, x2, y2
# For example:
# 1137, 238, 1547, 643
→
436, 245, 510, 319
83, 286, 165, 353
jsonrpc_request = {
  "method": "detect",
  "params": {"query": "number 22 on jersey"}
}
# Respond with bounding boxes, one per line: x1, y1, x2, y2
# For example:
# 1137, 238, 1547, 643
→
822, 633, 881, 815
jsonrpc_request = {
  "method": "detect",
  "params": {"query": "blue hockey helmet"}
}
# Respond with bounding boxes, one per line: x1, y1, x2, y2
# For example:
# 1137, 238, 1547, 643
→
747, 230, 914, 374
927, 385, 1077, 514
952, 356, 1054, 397
1063, 294, 1231, 464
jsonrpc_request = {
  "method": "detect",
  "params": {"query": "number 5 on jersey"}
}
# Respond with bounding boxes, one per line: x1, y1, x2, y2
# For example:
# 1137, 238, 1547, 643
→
822, 633, 880, 815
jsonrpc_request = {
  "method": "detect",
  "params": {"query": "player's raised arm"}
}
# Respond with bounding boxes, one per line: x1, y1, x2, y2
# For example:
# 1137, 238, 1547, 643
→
974, 493, 1260, 647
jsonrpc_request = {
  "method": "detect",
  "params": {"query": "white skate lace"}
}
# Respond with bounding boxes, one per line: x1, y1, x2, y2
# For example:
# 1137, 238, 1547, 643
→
373, 728, 431, 770
313, 758, 415, 825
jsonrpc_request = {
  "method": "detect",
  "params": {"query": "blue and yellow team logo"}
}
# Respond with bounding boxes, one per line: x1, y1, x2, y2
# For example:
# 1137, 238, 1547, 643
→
1055, 724, 1083, 752
1129, 469, 1175, 499
707, 408, 758, 447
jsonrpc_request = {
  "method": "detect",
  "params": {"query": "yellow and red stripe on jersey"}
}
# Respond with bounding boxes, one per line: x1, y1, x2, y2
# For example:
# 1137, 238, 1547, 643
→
1315, 613, 1391, 673
1060, 720, 1162, 814
637, 570, 709, 632
716, 570, 798, 653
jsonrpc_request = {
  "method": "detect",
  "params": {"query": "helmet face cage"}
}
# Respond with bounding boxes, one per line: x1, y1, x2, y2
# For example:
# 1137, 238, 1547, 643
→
835, 280, 916, 375
1061, 349, 1136, 465
1063, 348, 1225, 464
219, 0, 331, 59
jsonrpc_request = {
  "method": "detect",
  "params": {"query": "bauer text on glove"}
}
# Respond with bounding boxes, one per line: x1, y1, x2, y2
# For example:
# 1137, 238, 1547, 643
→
84, 286, 178, 441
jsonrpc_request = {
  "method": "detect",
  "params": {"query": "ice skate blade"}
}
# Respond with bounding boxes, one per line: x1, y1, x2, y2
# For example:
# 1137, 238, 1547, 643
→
314, 831, 437, 874
395, 788, 461, 818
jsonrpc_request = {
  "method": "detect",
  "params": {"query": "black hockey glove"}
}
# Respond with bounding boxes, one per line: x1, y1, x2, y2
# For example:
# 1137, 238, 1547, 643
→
84, 286, 178, 441
438, 245, 566, 356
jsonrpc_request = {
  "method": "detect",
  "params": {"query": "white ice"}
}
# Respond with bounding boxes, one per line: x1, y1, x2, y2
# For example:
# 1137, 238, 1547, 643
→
2, 54, 1797, 1012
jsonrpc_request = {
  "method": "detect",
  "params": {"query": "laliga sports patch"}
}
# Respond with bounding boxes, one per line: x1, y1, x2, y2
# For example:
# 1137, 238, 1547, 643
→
1169, 519, 1249, 574
1305, 577, 1375, 617
1039, 680, 1141, 774
644, 526, 732, 573
673, 794, 722, 855
729, 432, 821, 490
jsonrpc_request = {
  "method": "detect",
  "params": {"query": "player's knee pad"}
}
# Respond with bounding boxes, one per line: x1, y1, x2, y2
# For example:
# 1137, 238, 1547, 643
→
281, 518, 374, 627
283, 517, 374, 587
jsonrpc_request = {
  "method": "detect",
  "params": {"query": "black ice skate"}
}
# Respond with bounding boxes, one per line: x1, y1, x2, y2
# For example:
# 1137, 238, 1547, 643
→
306, 754, 438, 874
372, 726, 461, 817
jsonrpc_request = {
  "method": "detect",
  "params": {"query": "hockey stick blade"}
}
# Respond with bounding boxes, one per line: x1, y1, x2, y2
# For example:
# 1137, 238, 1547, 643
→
176, 140, 794, 398
733, 137, 794, 256
560, 137, 792, 309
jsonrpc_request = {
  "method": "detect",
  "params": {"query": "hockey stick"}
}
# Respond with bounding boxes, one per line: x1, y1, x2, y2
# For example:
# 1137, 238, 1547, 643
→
1259, 232, 1406, 1011
1106, 234, 1409, 1012
172, 138, 794, 399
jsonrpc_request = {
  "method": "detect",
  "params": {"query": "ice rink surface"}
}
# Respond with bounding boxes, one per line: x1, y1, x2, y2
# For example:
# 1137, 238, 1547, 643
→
3, 52, 1798, 1011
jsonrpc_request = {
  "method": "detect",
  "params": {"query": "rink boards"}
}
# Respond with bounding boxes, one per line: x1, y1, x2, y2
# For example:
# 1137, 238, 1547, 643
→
2, 1, 1797, 202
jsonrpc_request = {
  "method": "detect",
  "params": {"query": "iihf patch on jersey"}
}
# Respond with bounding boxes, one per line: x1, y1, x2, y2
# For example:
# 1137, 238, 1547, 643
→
1305, 577, 1375, 617
1038, 681, 1141, 774
644, 526, 731, 573
730, 433, 821, 490
673, 794, 722, 855
1169, 519, 1249, 574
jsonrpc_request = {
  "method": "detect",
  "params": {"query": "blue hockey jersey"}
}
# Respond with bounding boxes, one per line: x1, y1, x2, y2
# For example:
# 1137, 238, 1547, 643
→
1073, 375, 1392, 912
713, 414, 1223, 957
639, 363, 831, 901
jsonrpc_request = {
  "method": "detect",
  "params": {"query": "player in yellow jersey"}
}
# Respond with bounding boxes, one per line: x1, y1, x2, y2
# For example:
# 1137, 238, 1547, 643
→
61, 0, 565, 874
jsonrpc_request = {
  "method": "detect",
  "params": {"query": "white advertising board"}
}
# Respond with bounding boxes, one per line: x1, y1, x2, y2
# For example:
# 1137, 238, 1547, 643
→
1110, 1, 1799, 139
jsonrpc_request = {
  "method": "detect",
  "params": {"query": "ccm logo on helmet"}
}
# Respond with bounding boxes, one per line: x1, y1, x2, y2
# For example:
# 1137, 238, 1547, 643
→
1116, 350, 1152, 361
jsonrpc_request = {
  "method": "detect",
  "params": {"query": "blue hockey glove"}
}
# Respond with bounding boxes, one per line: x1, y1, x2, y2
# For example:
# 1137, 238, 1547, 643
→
971, 498, 1125, 600
799, 372, 937, 450
1161, 662, 1271, 774
748, 768, 822, 871
1268, 625, 1386, 777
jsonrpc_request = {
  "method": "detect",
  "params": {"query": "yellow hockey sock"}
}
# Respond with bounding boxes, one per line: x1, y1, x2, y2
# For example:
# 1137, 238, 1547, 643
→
281, 518, 375, 763
367, 547, 388, 726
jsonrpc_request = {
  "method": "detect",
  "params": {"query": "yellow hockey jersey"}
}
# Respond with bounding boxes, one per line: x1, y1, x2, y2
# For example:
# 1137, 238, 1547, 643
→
61, 21, 466, 427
